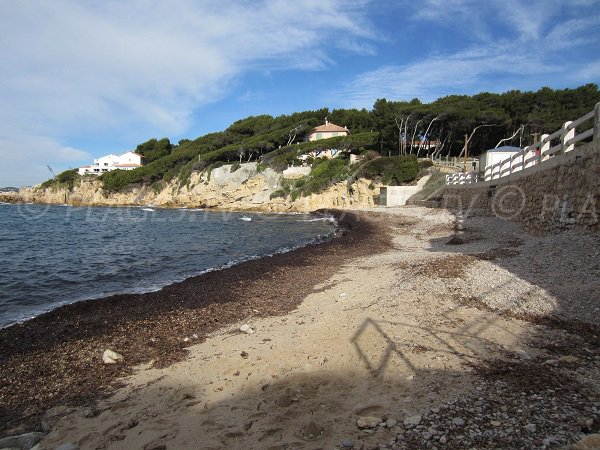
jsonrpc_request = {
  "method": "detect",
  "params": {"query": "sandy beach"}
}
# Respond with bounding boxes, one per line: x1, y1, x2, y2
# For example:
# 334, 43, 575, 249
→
2, 207, 600, 450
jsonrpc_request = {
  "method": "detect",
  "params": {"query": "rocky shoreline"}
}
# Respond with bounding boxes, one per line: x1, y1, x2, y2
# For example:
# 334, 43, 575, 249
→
0, 210, 389, 438
1, 207, 600, 450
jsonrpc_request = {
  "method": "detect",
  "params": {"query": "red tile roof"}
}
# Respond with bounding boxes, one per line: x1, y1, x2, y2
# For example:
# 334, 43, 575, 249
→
311, 122, 348, 133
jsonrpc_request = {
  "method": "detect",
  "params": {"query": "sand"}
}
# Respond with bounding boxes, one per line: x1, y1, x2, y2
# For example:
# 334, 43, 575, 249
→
5, 207, 600, 449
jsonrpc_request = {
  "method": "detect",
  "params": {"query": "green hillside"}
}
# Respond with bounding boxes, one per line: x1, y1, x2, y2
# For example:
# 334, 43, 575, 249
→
45, 84, 599, 194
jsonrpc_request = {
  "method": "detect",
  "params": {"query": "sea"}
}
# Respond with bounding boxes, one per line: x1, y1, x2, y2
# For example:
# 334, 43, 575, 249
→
0, 203, 337, 328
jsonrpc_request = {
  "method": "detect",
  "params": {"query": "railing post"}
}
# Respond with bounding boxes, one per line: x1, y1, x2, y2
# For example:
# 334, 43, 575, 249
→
540, 134, 550, 162
595, 102, 600, 152
561, 121, 575, 153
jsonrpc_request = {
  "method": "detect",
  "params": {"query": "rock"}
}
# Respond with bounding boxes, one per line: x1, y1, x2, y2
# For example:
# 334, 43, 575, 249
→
0, 432, 44, 450
183, 337, 190, 342
192, 334, 199, 339
524, 423, 536, 433
572, 434, 600, 449
559, 355, 580, 363
439, 435, 447, 444
341, 437, 354, 448
240, 351, 249, 359
386, 419, 397, 428
404, 415, 422, 427
239, 324, 255, 334
490, 420, 501, 427
452, 417, 465, 427
357, 416, 382, 429
102, 349, 123, 364
339, 293, 347, 298
423, 431, 433, 440
55, 444, 79, 450
301, 421, 323, 440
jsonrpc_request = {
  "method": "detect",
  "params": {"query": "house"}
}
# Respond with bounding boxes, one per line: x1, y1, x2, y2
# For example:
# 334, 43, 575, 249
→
307, 119, 349, 141
479, 146, 521, 174
78, 151, 144, 175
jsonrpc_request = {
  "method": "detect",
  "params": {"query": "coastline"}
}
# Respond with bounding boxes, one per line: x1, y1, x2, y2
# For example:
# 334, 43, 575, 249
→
2, 206, 599, 450
0, 209, 390, 435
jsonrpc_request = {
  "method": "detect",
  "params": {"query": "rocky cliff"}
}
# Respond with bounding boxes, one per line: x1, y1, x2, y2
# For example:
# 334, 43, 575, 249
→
11, 163, 381, 212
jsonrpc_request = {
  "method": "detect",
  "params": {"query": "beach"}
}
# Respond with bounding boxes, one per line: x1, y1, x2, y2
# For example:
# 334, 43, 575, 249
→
2, 207, 600, 450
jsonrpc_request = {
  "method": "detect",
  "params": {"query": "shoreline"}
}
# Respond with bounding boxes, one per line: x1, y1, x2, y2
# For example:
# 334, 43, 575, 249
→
0, 209, 391, 435
0, 206, 338, 330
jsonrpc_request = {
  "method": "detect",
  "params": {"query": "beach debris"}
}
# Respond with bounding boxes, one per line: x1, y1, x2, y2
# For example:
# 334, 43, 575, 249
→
239, 324, 255, 334
102, 349, 123, 364
357, 416, 382, 429
240, 351, 249, 359
0, 431, 44, 450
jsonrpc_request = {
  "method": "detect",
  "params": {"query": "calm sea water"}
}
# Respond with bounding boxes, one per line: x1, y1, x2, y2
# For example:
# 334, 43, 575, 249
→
0, 203, 336, 328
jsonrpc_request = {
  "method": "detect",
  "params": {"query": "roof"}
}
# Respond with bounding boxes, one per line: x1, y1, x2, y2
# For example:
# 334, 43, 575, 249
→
485, 146, 522, 153
311, 122, 348, 133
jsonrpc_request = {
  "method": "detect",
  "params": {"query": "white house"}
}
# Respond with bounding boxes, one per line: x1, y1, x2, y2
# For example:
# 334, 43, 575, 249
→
307, 119, 349, 141
479, 146, 521, 174
78, 151, 144, 175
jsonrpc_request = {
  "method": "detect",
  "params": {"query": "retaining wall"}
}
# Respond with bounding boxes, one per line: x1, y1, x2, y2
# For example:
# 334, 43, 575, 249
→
443, 142, 599, 233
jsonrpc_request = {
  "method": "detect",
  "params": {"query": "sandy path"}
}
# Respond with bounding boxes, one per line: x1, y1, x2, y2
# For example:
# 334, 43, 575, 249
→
39, 207, 600, 450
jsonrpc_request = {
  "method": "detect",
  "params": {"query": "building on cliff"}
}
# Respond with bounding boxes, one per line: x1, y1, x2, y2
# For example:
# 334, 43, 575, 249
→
307, 119, 349, 141
78, 152, 144, 175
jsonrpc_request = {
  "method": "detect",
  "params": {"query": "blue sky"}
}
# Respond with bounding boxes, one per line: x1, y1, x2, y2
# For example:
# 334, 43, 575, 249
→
1, 0, 599, 186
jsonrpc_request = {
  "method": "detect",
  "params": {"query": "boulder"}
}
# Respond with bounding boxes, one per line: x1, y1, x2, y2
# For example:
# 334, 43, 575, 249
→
102, 349, 123, 364
357, 416, 382, 429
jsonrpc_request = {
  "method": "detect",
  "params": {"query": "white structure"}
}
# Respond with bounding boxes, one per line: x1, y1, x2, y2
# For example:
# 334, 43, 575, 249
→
308, 119, 349, 141
379, 175, 431, 207
479, 146, 521, 176
78, 151, 144, 175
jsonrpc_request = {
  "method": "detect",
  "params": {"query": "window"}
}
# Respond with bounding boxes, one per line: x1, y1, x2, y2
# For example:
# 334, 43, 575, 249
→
104, 163, 108, 166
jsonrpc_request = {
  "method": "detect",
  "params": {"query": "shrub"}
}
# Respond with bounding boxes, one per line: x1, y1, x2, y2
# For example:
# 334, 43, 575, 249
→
230, 162, 241, 173
418, 159, 434, 169
270, 189, 287, 199
40, 169, 79, 190
359, 155, 419, 185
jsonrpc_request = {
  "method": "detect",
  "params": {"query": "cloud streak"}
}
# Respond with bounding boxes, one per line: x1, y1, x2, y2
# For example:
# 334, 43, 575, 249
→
0, 0, 375, 186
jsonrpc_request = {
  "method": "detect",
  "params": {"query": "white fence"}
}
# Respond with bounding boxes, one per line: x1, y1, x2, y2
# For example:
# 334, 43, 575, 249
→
446, 172, 479, 185
446, 102, 599, 185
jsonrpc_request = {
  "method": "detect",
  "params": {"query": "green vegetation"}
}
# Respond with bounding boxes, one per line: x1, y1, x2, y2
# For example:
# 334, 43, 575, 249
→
40, 169, 79, 190
38, 84, 599, 193
409, 171, 448, 203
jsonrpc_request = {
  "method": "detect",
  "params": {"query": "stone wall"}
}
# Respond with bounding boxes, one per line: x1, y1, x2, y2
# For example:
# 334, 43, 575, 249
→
443, 142, 599, 234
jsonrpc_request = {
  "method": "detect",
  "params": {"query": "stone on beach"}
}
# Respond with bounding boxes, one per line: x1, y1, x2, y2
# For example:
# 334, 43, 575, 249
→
102, 349, 123, 364
404, 415, 422, 427
0, 432, 44, 450
357, 416, 382, 428
239, 324, 255, 334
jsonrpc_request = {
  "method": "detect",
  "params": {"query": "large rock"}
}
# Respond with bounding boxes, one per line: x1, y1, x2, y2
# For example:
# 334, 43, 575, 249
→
403, 415, 422, 427
0, 432, 44, 450
102, 349, 123, 364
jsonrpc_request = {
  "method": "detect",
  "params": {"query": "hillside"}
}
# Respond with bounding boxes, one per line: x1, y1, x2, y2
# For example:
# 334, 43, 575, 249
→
29, 83, 600, 209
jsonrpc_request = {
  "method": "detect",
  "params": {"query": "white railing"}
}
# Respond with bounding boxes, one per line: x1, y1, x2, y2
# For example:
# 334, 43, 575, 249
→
446, 172, 479, 185
482, 102, 599, 182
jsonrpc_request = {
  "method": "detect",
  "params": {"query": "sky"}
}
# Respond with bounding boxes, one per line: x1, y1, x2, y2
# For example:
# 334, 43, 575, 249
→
1, 0, 599, 187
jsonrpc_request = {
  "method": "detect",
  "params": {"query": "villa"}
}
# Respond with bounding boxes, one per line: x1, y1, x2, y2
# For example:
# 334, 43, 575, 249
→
78, 151, 144, 176
307, 119, 349, 141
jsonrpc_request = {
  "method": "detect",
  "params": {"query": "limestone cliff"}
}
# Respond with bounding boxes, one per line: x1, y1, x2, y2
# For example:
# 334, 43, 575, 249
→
12, 163, 381, 212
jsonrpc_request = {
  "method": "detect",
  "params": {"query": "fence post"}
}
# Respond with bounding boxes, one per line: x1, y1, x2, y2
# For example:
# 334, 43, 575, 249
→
540, 134, 550, 163
561, 121, 575, 153
595, 102, 600, 152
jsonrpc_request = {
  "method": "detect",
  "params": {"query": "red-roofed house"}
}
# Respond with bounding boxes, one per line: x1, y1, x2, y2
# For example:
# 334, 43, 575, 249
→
308, 119, 349, 141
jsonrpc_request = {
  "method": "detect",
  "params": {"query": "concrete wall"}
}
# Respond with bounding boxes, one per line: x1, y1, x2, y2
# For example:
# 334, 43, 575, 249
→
380, 175, 431, 207
443, 142, 599, 233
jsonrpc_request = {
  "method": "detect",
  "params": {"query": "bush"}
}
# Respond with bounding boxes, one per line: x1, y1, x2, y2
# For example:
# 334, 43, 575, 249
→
230, 162, 241, 173
270, 189, 287, 199
359, 155, 419, 185
418, 159, 434, 169
40, 169, 79, 190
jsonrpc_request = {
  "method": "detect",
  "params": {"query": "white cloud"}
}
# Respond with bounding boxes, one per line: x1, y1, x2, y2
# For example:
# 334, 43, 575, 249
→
337, 1, 600, 107
0, 0, 375, 186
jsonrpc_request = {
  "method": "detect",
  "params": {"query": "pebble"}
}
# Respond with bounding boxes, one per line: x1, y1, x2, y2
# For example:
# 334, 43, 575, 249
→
452, 417, 465, 427
404, 415, 422, 427
439, 435, 447, 444
340, 437, 354, 448
357, 416, 382, 428
490, 420, 501, 427
386, 419, 397, 428
524, 423, 537, 433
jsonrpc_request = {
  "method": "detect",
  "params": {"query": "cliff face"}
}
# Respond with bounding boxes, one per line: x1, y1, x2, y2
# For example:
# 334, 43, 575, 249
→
14, 163, 381, 212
